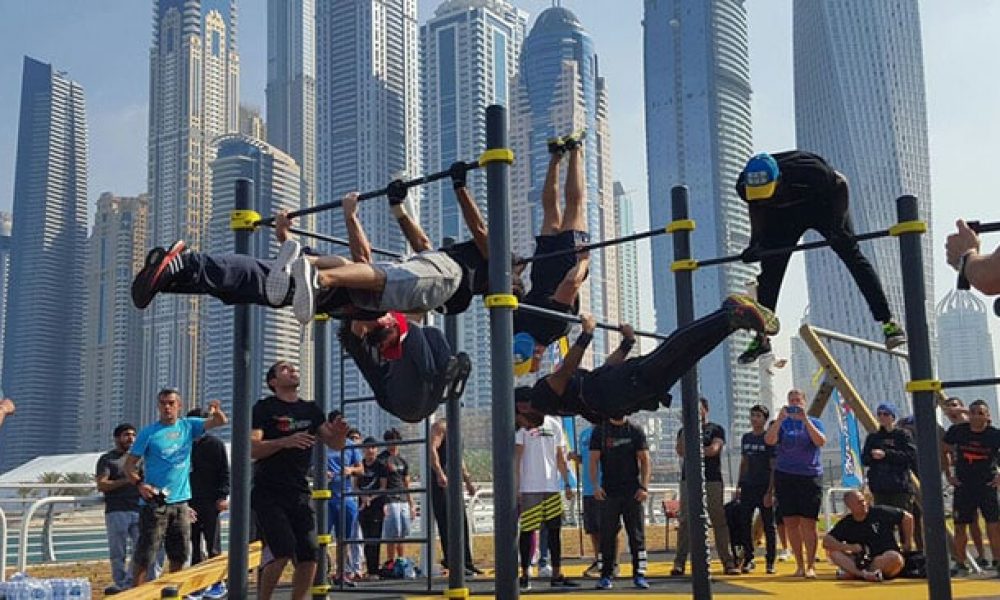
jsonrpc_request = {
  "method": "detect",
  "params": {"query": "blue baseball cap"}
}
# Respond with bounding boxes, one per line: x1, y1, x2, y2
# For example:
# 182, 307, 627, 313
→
876, 403, 897, 418
513, 332, 537, 376
742, 153, 780, 201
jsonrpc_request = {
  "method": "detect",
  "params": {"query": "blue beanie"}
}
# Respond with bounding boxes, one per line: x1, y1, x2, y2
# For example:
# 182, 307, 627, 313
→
876, 403, 897, 418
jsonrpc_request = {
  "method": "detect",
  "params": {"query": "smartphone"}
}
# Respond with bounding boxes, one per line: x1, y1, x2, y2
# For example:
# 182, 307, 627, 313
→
786, 405, 802, 414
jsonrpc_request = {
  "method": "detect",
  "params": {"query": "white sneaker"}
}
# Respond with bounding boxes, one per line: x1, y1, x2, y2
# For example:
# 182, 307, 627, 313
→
778, 549, 791, 562
539, 564, 553, 578
266, 239, 301, 305
291, 256, 318, 325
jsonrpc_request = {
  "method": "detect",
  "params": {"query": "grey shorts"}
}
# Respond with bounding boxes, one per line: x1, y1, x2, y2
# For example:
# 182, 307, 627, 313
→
382, 501, 412, 539
351, 251, 462, 312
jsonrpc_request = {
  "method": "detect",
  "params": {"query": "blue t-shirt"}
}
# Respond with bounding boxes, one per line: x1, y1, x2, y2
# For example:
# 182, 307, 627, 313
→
775, 417, 825, 477
580, 427, 601, 497
130, 417, 206, 504
328, 443, 363, 499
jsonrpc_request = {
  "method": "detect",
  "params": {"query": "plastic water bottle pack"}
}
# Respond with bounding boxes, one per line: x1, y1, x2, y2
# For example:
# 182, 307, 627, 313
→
0, 573, 91, 600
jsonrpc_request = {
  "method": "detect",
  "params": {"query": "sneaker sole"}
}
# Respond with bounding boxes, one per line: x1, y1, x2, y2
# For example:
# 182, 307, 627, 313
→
728, 294, 780, 335
132, 247, 166, 308
151, 240, 187, 289
266, 239, 301, 305
291, 257, 316, 325
886, 335, 907, 350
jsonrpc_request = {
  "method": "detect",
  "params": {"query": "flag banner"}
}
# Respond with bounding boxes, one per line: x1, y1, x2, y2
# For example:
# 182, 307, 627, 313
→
833, 389, 864, 488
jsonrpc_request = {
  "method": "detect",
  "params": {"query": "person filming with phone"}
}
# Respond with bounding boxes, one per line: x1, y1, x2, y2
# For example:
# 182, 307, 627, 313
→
765, 389, 826, 579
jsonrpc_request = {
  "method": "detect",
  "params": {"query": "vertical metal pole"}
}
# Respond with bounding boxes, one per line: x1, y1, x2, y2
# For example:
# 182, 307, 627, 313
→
442, 237, 468, 595
424, 415, 435, 591
671, 185, 711, 599
895, 195, 951, 600
228, 178, 253, 598
485, 105, 518, 600
312, 320, 330, 597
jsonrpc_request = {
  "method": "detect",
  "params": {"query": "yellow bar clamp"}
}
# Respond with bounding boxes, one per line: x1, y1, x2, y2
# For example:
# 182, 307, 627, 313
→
906, 379, 942, 393
230, 209, 262, 231
316, 534, 332, 545
314, 313, 331, 322
889, 220, 928, 236
666, 219, 696, 233
311, 489, 332, 500
478, 148, 515, 165
444, 588, 471, 599
484, 294, 519, 309
310, 584, 331, 595
671, 259, 699, 272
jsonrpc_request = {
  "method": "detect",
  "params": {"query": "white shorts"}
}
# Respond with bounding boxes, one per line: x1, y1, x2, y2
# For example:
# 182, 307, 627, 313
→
382, 502, 412, 540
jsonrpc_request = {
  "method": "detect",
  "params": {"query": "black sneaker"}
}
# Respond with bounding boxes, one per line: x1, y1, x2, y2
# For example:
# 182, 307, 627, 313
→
519, 576, 531, 591
562, 129, 587, 151
465, 564, 485, 576
738, 334, 773, 364
547, 136, 565, 155
550, 575, 580, 588
131, 240, 187, 309
723, 294, 780, 336
883, 320, 907, 350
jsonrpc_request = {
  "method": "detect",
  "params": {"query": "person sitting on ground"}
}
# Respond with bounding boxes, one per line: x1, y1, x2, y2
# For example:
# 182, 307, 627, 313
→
822, 490, 914, 582
735, 150, 905, 363
512, 130, 591, 373
946, 218, 1000, 295
514, 294, 779, 425
337, 312, 471, 423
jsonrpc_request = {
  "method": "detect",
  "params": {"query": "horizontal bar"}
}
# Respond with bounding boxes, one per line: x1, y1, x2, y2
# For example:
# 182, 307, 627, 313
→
343, 438, 426, 450
331, 537, 429, 545
516, 303, 669, 341
940, 377, 1000, 390
258, 224, 403, 259
698, 229, 891, 268
808, 326, 909, 358
968, 220, 1000, 235
514, 227, 668, 265
339, 487, 426, 498
257, 161, 481, 225
327, 586, 436, 595
342, 395, 378, 406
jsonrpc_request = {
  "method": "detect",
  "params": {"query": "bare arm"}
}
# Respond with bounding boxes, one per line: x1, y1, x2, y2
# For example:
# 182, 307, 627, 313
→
764, 413, 784, 446
123, 454, 143, 485
588, 450, 601, 493
946, 219, 1000, 295
704, 436, 724, 458
514, 443, 524, 495
803, 416, 826, 447
602, 325, 636, 367
204, 400, 228, 431
250, 428, 313, 460
546, 315, 595, 395
675, 432, 684, 458
900, 511, 914, 550
822, 532, 860, 553
454, 186, 489, 258
638, 449, 651, 491
430, 421, 446, 485
342, 192, 373, 264
395, 208, 433, 253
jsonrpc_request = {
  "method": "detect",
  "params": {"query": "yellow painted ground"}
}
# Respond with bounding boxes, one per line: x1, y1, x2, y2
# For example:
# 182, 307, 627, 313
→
411, 559, 1000, 599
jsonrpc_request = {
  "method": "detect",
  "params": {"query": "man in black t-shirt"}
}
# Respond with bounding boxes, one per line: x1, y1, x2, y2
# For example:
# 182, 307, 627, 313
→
515, 295, 779, 426
377, 428, 415, 570
823, 490, 913, 581
96, 423, 142, 595
589, 418, 651, 589
251, 360, 348, 600
356, 437, 385, 577
943, 399, 1000, 572
187, 408, 230, 567
672, 398, 737, 575
735, 404, 777, 574
735, 150, 905, 363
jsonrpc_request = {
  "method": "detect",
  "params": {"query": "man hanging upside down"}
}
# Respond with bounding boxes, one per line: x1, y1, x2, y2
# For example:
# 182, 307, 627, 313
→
512, 130, 590, 372
735, 151, 905, 364
514, 295, 780, 426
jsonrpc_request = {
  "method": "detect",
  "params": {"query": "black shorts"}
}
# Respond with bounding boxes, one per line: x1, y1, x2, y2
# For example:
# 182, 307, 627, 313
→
252, 487, 317, 563
528, 230, 589, 299
773, 471, 822, 519
134, 502, 191, 568
583, 495, 602, 534
953, 482, 1000, 524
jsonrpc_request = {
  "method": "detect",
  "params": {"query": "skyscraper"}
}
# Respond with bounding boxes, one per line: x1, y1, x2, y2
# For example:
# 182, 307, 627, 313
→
82, 194, 150, 451
510, 5, 614, 363
239, 105, 267, 141
316, 0, 421, 435
266, 0, 315, 211
794, 0, 934, 408
613, 182, 640, 337
0, 57, 88, 470
643, 0, 759, 434
145, 0, 239, 411
202, 135, 304, 423
421, 0, 527, 409
936, 291, 998, 414
0, 213, 12, 396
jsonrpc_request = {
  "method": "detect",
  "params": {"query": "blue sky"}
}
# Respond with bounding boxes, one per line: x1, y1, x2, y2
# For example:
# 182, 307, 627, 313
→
1, 0, 999, 391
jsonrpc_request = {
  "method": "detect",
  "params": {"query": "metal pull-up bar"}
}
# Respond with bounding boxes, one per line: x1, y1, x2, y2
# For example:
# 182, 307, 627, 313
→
254, 160, 481, 226
515, 303, 669, 341
514, 226, 670, 265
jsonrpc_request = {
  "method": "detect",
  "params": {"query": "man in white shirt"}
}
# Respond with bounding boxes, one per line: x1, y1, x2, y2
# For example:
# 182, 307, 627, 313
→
514, 414, 580, 591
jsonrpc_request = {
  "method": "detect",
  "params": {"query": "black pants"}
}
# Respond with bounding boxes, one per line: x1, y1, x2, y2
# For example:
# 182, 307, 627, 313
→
359, 507, 384, 574
431, 483, 474, 568
170, 252, 274, 306
583, 307, 735, 416
519, 516, 562, 573
598, 494, 646, 578
190, 500, 221, 565
750, 188, 891, 322
740, 485, 776, 565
